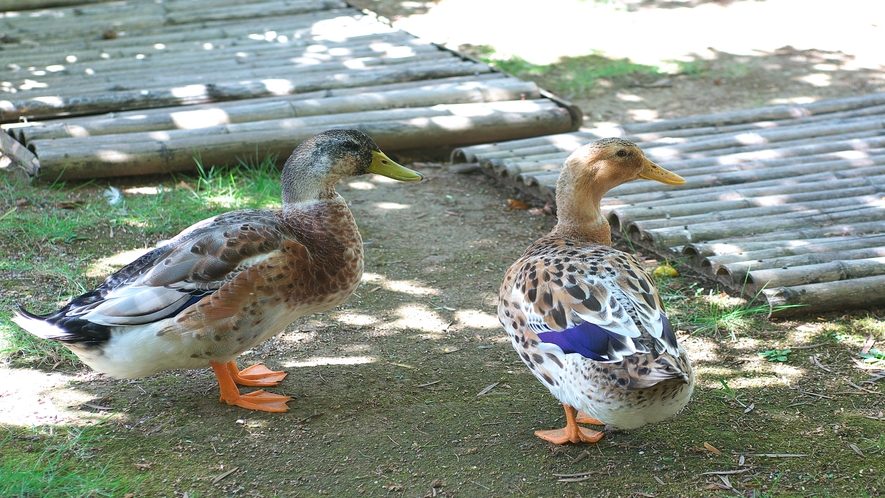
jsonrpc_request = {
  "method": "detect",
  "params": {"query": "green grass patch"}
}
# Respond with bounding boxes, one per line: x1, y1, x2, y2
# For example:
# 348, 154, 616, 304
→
0, 425, 139, 497
468, 45, 660, 98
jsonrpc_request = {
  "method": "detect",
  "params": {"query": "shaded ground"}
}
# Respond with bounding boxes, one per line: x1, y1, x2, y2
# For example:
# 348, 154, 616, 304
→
3, 0, 885, 497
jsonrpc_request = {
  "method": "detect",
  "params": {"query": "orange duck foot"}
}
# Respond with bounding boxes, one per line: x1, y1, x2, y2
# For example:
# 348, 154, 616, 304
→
211, 361, 292, 412
225, 361, 288, 387
223, 389, 293, 413
535, 403, 604, 444
535, 426, 604, 445
575, 411, 604, 426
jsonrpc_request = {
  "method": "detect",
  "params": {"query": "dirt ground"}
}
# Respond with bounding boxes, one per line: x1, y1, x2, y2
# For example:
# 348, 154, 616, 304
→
2, 1, 885, 497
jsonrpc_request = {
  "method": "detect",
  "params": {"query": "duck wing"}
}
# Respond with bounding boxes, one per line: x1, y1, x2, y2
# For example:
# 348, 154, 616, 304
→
20, 210, 287, 343
504, 242, 679, 363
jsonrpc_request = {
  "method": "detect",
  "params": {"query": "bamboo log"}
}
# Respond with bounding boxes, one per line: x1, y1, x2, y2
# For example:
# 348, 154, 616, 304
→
1, 61, 491, 122
713, 220, 885, 244
1, 0, 345, 38
452, 94, 885, 161
684, 232, 885, 259
30, 100, 563, 152
717, 246, 885, 281
683, 240, 804, 260
33, 103, 575, 179
624, 192, 885, 233
764, 274, 885, 317
165, 0, 347, 25
606, 174, 885, 225
621, 93, 885, 134
0, 130, 39, 176
0, 0, 108, 9
605, 167, 885, 208
747, 257, 885, 296
6, 36, 438, 86
607, 139, 885, 196
643, 117, 885, 159
15, 78, 539, 142
703, 234, 885, 270
636, 206, 885, 249
8, 51, 463, 103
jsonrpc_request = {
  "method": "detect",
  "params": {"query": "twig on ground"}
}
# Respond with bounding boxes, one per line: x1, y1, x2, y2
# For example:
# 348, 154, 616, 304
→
809, 355, 832, 372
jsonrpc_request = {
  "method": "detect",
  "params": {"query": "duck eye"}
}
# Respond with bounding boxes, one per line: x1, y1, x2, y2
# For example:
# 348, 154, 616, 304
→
616, 150, 628, 158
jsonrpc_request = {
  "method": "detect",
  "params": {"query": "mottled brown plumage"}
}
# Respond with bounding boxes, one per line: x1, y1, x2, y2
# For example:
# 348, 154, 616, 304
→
14, 129, 422, 412
499, 138, 693, 444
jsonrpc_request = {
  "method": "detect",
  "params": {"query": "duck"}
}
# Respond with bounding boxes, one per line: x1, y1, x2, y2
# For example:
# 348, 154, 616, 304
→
13, 129, 423, 413
498, 137, 693, 444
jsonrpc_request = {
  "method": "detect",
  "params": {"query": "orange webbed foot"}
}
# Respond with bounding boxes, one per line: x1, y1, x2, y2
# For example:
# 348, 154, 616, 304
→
227, 390, 293, 413
575, 411, 604, 426
211, 361, 292, 412
535, 426, 604, 445
535, 403, 604, 444
228, 362, 287, 387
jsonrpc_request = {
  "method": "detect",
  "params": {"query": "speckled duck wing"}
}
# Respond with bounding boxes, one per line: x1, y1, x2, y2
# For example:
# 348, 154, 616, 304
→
38, 210, 290, 342
499, 238, 683, 383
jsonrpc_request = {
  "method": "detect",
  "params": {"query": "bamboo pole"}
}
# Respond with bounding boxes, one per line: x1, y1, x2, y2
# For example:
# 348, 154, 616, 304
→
621, 93, 885, 134
32, 103, 575, 180
605, 167, 885, 209
15, 78, 539, 142
624, 192, 885, 233
703, 234, 885, 270
607, 138, 885, 196
606, 174, 885, 225
1, 61, 491, 121
451, 93, 885, 162
7, 51, 464, 104
7, 74, 509, 141
7, 36, 438, 86
0, 131, 39, 176
0, 0, 107, 9
764, 274, 885, 317
717, 246, 885, 280
29, 100, 564, 152
636, 206, 885, 249
642, 117, 885, 159
684, 230, 885, 259
747, 257, 885, 297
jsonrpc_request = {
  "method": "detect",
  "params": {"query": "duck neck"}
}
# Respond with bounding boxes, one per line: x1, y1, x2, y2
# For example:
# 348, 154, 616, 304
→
550, 176, 613, 246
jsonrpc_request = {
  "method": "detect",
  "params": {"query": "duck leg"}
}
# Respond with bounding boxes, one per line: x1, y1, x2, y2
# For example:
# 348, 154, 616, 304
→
210, 361, 292, 412
535, 403, 604, 444
225, 361, 287, 386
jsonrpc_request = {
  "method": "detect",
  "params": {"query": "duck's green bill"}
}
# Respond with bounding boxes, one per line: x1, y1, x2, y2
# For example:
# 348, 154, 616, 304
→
368, 150, 424, 182
638, 158, 685, 185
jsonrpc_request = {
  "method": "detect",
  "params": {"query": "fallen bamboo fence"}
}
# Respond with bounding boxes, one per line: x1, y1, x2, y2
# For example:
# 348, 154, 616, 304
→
453, 92, 885, 317
0, 0, 581, 179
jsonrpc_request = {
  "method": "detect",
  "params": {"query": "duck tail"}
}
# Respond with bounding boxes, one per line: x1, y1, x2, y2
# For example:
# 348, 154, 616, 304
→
11, 306, 71, 341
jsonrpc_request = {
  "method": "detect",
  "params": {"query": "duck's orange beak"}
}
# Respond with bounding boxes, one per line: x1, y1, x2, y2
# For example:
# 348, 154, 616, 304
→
638, 158, 685, 185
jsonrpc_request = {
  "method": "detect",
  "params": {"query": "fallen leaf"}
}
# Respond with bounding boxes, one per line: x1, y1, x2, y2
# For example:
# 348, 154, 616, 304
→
507, 198, 530, 210
704, 442, 722, 455
653, 264, 678, 277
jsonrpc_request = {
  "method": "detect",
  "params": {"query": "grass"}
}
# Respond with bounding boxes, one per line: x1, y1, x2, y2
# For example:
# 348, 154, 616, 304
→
0, 424, 137, 497
467, 45, 660, 99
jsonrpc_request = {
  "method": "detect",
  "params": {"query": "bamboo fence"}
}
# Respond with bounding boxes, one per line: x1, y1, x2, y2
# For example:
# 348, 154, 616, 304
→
453, 93, 885, 317
0, 0, 581, 178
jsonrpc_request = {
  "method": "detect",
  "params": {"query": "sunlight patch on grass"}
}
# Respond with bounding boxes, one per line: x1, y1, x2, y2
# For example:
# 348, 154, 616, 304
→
283, 356, 375, 368
336, 312, 379, 327
391, 304, 449, 335
86, 248, 152, 278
